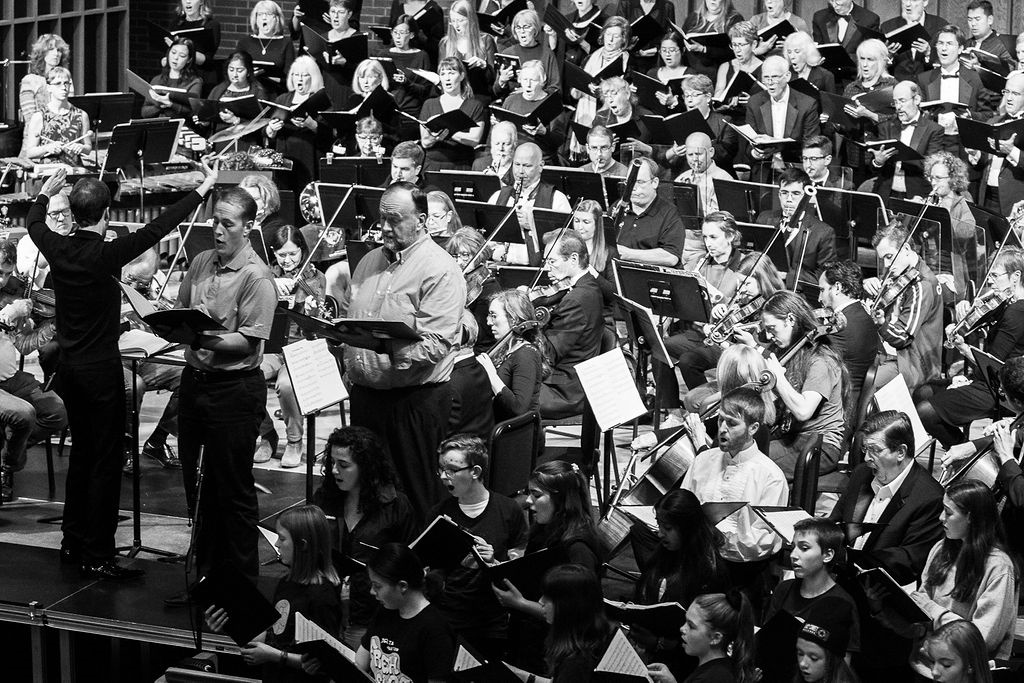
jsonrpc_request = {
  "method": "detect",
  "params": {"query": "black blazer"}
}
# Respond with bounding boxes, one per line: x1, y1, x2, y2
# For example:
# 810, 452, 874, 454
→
980, 112, 1024, 216
755, 209, 836, 290
543, 271, 604, 400
744, 88, 821, 167
829, 462, 944, 584
869, 116, 944, 199
880, 13, 949, 82
918, 67, 984, 118
829, 301, 879, 407
811, 4, 881, 69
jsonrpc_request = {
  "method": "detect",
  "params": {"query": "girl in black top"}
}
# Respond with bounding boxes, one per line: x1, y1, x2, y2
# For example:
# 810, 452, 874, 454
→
141, 38, 203, 119
356, 543, 455, 683
171, 0, 221, 89
418, 57, 487, 171
478, 288, 549, 421
206, 51, 268, 147
632, 490, 729, 679
541, 564, 615, 683
386, 15, 433, 141
388, 0, 445, 67
205, 505, 342, 682
312, 426, 418, 650
647, 591, 758, 683
680, 0, 744, 81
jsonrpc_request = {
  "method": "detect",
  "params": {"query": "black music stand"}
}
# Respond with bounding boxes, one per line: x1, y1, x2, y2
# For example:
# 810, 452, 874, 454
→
670, 182, 699, 218
495, 265, 544, 289
345, 239, 383, 272
712, 177, 777, 223
426, 169, 502, 202
889, 197, 953, 256
735, 222, 790, 273
613, 293, 673, 367
69, 93, 135, 133
101, 118, 183, 216
320, 156, 392, 186
612, 260, 711, 323
541, 166, 621, 210
813, 186, 887, 260
317, 183, 384, 239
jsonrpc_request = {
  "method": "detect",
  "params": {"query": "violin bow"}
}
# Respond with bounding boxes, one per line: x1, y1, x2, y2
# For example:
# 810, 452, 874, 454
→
527, 197, 586, 291
871, 193, 936, 310
464, 203, 518, 276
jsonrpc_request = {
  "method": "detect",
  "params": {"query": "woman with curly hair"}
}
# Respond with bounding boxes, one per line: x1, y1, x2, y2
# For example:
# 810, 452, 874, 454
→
19, 34, 70, 122
312, 426, 418, 649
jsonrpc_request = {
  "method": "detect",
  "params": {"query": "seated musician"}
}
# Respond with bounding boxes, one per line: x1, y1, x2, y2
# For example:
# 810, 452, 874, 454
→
256, 225, 327, 468
140, 38, 203, 119
419, 58, 487, 172
660, 74, 738, 176
943, 356, 1024, 560
744, 55, 820, 183
817, 260, 879, 416
382, 139, 425, 187
427, 191, 464, 238
266, 55, 331, 195
754, 167, 836, 291
387, 15, 433, 142
616, 157, 685, 267
0, 238, 68, 504
472, 121, 516, 185
488, 142, 572, 265
446, 227, 495, 345
572, 199, 617, 300
783, 31, 834, 94
681, 387, 788, 607
920, 151, 978, 301
970, 71, 1024, 216
332, 115, 384, 157
655, 211, 744, 428
802, 135, 851, 190
344, 60, 397, 149
579, 125, 627, 176
18, 189, 72, 288
828, 409, 943, 681
917, 247, 1024, 449
476, 288, 548, 423
674, 131, 733, 215
21, 67, 93, 167
565, 16, 630, 162
757, 291, 849, 486
863, 218, 943, 393
538, 230, 604, 420
206, 51, 268, 146
427, 434, 528, 660
446, 313, 494, 440
918, 26, 984, 153
235, 1, 294, 96
864, 81, 943, 200
498, 60, 567, 165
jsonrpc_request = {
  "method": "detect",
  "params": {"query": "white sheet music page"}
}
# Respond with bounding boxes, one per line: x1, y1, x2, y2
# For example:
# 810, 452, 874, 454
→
294, 612, 354, 659
453, 644, 483, 671
282, 338, 349, 416
576, 348, 647, 432
595, 628, 653, 681
873, 375, 930, 455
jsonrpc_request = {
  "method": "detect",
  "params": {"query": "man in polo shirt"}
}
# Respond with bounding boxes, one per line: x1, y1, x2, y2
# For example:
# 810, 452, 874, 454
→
172, 187, 277, 584
615, 156, 686, 266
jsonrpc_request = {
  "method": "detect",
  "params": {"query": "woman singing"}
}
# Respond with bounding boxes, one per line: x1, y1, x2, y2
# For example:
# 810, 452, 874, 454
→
266, 56, 331, 194
140, 38, 203, 119
236, 0, 295, 95
439, 0, 496, 105
419, 58, 486, 171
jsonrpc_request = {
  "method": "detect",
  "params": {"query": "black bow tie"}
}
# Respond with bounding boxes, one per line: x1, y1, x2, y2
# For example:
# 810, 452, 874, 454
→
940, 73, 959, 79
901, 120, 917, 130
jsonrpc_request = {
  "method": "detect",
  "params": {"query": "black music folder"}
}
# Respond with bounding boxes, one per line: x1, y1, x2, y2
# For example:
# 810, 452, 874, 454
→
755, 609, 804, 683
410, 515, 477, 572
301, 24, 369, 65
885, 22, 931, 54
630, 71, 683, 113
189, 95, 261, 122
680, 29, 730, 52
126, 69, 191, 106
190, 566, 279, 646
291, 640, 375, 681
630, 14, 662, 50
146, 21, 217, 57
701, 501, 747, 525
260, 88, 332, 121
714, 69, 758, 105
641, 109, 714, 147
603, 599, 686, 638
489, 91, 564, 128
320, 156, 392, 186
816, 42, 856, 71
611, 293, 674, 366
494, 52, 522, 77
757, 19, 796, 44
851, 565, 930, 625
119, 280, 227, 345
68, 93, 134, 133
563, 59, 625, 95
398, 108, 478, 135
854, 138, 925, 163
788, 77, 820, 103
472, 546, 564, 601
477, 0, 526, 36
956, 116, 1024, 153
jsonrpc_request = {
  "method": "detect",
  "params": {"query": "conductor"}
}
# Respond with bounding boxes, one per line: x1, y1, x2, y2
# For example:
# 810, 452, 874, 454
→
28, 163, 219, 580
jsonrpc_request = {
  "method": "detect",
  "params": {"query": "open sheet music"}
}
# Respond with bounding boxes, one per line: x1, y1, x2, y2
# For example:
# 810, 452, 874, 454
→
595, 629, 653, 682
576, 347, 646, 432
282, 337, 348, 416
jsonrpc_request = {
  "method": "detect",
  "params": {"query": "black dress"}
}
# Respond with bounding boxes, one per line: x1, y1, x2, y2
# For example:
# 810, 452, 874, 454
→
268, 89, 332, 194
388, 0, 445, 68
170, 16, 222, 92
236, 34, 295, 97
680, 11, 743, 81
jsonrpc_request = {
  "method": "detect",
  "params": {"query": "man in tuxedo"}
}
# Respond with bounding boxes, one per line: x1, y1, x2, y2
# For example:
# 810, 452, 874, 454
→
818, 260, 879, 417
755, 167, 835, 292
974, 71, 1024, 215
963, 0, 1015, 114
744, 56, 820, 183
802, 136, 852, 252
867, 81, 944, 199
812, 0, 881, 85
829, 410, 943, 682
539, 229, 603, 421
919, 25, 985, 155
880, 0, 947, 82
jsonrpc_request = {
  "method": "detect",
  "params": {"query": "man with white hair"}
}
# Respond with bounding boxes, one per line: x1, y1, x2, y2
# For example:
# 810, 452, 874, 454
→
744, 54, 820, 182
472, 121, 517, 186
17, 189, 71, 287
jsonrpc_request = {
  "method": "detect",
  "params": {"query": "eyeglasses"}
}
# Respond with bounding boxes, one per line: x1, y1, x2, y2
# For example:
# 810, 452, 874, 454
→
862, 445, 889, 459
659, 47, 681, 54
355, 134, 382, 141
47, 208, 71, 219
587, 144, 612, 153
801, 155, 827, 162
391, 28, 410, 36
730, 41, 751, 48
255, 11, 276, 17
437, 464, 473, 478
926, 173, 950, 181
761, 74, 787, 82
989, 270, 1009, 279
601, 88, 626, 99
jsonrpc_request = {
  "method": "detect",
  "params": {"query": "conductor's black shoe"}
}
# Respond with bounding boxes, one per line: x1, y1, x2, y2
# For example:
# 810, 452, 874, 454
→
60, 547, 81, 565
80, 561, 144, 580
164, 590, 190, 608
142, 441, 181, 469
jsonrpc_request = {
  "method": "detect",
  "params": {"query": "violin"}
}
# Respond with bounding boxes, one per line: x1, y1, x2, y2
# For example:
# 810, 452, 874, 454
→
282, 264, 338, 320
944, 288, 1009, 349
704, 294, 763, 346
465, 262, 494, 307
528, 277, 571, 309
869, 266, 920, 314
486, 317, 547, 364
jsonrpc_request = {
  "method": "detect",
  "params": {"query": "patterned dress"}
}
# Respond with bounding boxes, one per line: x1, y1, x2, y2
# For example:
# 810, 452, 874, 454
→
36, 105, 86, 166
